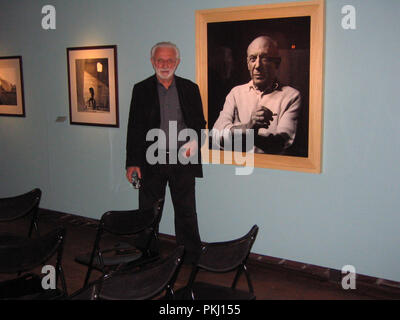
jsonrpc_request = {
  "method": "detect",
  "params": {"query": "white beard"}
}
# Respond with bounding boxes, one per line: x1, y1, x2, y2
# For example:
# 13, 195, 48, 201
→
154, 66, 176, 80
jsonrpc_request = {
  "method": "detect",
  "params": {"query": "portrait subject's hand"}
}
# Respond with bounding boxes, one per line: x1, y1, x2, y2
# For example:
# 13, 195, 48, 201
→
126, 166, 142, 183
249, 106, 274, 129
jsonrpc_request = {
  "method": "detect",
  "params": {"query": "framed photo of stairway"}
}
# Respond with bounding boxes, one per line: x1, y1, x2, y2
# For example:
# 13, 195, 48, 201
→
67, 45, 119, 127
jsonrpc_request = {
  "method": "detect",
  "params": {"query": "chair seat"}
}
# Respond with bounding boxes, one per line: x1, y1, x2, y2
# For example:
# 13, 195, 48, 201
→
70, 246, 183, 301
69, 285, 98, 300
75, 247, 143, 269
0, 233, 28, 245
99, 271, 161, 300
18, 288, 65, 300
98, 249, 181, 300
176, 282, 256, 300
0, 273, 65, 300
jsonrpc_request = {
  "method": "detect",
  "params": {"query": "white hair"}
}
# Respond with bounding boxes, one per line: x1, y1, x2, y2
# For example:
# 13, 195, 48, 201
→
151, 42, 180, 60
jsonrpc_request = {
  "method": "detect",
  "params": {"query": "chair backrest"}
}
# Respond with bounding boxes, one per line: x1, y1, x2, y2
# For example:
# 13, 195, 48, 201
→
0, 188, 41, 222
0, 227, 65, 274
100, 198, 164, 235
197, 225, 259, 272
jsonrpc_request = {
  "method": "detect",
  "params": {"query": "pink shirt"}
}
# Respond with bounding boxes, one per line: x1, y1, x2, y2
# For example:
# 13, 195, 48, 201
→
212, 81, 301, 152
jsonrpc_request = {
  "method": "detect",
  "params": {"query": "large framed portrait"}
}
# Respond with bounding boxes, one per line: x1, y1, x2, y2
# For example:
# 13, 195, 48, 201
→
196, 0, 324, 173
67, 45, 119, 127
0, 56, 25, 117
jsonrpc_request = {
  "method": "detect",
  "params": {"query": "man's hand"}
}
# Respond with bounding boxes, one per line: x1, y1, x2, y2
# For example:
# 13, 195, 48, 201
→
249, 106, 274, 129
181, 139, 198, 158
126, 166, 142, 183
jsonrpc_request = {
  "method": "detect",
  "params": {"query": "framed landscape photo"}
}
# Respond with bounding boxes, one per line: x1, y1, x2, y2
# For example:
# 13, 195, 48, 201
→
67, 45, 119, 127
196, 0, 325, 173
0, 56, 25, 117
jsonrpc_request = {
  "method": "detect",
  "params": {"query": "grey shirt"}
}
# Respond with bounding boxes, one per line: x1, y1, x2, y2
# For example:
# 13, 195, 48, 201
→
157, 78, 187, 151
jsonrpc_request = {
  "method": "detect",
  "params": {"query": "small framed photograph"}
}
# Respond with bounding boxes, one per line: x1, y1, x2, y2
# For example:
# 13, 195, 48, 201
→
196, 0, 325, 173
67, 45, 119, 127
0, 56, 25, 117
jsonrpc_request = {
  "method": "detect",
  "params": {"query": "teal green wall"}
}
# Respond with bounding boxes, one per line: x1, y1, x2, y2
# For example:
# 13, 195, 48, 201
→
1, 0, 400, 282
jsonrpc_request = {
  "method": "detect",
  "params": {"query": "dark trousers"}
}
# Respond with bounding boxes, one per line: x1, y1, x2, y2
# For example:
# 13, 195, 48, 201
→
139, 163, 201, 263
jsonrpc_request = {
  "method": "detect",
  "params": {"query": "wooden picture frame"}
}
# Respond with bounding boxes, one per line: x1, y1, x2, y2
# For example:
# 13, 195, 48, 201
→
196, 0, 324, 173
0, 56, 25, 117
67, 45, 119, 127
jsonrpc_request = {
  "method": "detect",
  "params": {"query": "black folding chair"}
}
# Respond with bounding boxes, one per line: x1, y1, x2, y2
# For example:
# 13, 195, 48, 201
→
76, 199, 164, 287
0, 188, 42, 243
0, 227, 67, 300
176, 225, 259, 300
70, 246, 184, 300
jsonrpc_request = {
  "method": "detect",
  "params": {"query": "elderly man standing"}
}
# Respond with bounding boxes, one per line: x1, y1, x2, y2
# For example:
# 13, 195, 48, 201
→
126, 42, 206, 264
213, 35, 301, 154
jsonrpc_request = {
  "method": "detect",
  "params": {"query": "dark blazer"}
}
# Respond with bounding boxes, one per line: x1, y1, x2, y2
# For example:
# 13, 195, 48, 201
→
126, 74, 206, 178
